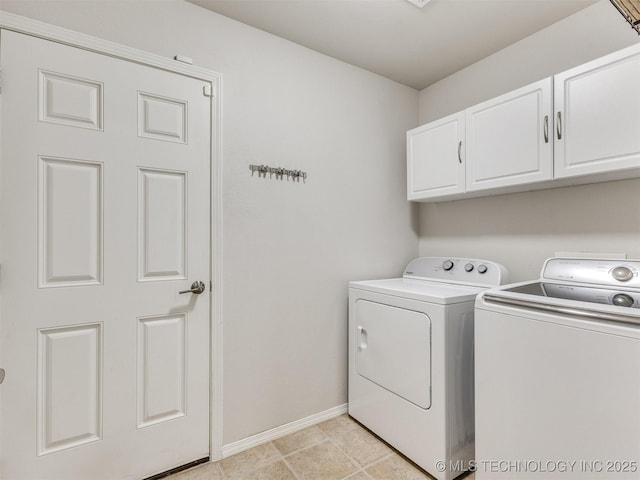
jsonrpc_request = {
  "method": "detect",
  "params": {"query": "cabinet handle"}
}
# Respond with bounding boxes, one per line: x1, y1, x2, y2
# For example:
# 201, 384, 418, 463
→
556, 112, 562, 140
458, 141, 462, 164
543, 115, 549, 143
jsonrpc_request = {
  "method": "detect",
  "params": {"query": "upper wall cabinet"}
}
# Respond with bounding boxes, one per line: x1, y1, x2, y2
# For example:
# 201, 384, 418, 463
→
466, 78, 553, 192
554, 44, 640, 179
407, 111, 465, 200
408, 42, 640, 202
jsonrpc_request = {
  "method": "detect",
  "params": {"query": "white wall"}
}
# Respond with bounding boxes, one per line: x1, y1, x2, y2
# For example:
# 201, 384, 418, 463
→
418, 0, 640, 282
0, 1, 419, 444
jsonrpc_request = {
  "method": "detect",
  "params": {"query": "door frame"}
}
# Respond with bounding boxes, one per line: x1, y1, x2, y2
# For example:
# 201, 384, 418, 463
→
0, 11, 224, 463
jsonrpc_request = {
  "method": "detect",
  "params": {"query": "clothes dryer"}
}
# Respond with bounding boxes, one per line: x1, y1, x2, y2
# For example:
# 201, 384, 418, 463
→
349, 257, 508, 480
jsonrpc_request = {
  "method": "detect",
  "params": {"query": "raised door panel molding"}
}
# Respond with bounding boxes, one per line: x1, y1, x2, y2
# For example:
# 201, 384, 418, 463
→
37, 323, 103, 456
38, 157, 103, 288
466, 78, 553, 192
407, 111, 465, 200
39, 70, 103, 131
138, 92, 188, 144
137, 314, 187, 428
554, 43, 640, 178
137, 168, 187, 282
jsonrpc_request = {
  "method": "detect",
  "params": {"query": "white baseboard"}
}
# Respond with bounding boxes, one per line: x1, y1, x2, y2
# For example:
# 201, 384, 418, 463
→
221, 403, 348, 458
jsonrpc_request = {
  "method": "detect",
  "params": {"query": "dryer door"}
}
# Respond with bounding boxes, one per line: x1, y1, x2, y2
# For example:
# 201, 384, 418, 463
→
354, 299, 432, 409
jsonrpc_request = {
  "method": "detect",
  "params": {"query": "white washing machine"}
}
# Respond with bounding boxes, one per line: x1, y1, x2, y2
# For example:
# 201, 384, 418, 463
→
475, 257, 640, 479
348, 257, 508, 480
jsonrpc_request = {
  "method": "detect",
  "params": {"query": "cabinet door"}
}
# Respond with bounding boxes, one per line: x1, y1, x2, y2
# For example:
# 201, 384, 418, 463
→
407, 112, 465, 200
554, 44, 640, 178
466, 78, 553, 192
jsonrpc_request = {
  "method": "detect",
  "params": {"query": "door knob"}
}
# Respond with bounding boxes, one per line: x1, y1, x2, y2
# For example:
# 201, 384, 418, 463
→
179, 281, 206, 295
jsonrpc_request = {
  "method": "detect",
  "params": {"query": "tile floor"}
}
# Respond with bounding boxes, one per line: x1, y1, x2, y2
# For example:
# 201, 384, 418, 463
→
168, 415, 476, 480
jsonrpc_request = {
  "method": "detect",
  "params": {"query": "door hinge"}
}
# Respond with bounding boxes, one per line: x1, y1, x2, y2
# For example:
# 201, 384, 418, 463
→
203, 84, 212, 97
0, 368, 5, 385
209, 281, 213, 292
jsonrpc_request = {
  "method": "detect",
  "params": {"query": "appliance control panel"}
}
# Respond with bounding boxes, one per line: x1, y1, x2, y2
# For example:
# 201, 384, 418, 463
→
503, 282, 640, 309
403, 257, 508, 286
542, 258, 640, 289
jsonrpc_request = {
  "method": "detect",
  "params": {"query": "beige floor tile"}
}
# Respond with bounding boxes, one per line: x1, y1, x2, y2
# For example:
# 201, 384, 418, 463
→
316, 415, 361, 438
220, 443, 281, 479
366, 454, 433, 480
168, 462, 223, 480
328, 423, 393, 467
286, 440, 359, 480
273, 425, 326, 455
242, 460, 298, 480
163, 416, 466, 480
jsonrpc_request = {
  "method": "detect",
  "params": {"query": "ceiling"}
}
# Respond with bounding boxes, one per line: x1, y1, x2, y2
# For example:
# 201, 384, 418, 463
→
187, 0, 600, 90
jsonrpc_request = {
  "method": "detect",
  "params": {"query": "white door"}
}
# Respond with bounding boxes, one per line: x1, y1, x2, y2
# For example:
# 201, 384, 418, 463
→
554, 43, 640, 179
0, 30, 211, 480
406, 111, 465, 201
465, 78, 553, 191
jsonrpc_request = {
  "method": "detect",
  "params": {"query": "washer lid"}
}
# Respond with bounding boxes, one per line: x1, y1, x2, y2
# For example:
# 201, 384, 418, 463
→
480, 281, 640, 327
349, 278, 484, 304
502, 282, 640, 309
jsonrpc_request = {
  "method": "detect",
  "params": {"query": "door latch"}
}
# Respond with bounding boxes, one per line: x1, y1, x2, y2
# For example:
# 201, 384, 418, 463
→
179, 281, 206, 295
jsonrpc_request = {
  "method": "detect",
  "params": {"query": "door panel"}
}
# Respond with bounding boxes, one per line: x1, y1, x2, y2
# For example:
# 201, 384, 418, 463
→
1, 30, 211, 480
554, 44, 640, 178
354, 299, 432, 409
407, 111, 465, 200
138, 92, 188, 143
137, 168, 187, 281
39, 70, 104, 130
466, 78, 553, 191
39, 156, 103, 287
137, 314, 187, 428
37, 323, 103, 456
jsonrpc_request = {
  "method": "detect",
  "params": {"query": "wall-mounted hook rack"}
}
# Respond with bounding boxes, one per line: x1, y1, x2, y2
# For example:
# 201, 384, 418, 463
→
249, 164, 308, 183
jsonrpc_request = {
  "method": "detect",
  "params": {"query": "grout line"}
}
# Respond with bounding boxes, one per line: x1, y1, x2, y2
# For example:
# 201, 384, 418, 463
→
358, 449, 396, 470
279, 426, 329, 458
218, 442, 284, 479
340, 467, 373, 480
281, 455, 303, 480
280, 432, 362, 480
361, 451, 395, 470
320, 418, 395, 472
346, 416, 436, 477
322, 431, 366, 474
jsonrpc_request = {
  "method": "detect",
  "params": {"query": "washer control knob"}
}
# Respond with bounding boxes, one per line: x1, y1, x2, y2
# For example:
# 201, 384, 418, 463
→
611, 266, 634, 282
442, 260, 454, 271
612, 293, 634, 308
477, 264, 488, 274
464, 263, 474, 272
